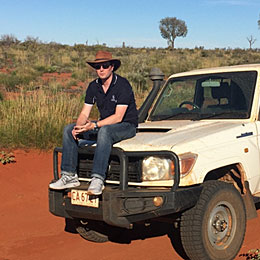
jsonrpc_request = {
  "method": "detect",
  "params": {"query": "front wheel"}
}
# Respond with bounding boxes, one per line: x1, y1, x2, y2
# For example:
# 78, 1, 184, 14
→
180, 180, 246, 260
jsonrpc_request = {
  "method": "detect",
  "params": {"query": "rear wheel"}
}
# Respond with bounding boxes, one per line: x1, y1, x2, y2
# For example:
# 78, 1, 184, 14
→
180, 180, 246, 260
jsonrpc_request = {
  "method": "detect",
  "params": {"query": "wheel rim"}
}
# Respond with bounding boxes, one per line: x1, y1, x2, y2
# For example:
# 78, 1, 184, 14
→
207, 201, 237, 249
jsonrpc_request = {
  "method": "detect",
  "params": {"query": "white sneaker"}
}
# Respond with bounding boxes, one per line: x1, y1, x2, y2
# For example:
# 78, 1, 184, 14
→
87, 177, 104, 195
49, 174, 80, 190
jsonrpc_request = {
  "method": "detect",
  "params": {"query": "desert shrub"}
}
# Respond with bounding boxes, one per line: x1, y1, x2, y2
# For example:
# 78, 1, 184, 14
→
0, 73, 35, 91
47, 66, 59, 73
34, 65, 48, 73
0, 34, 20, 46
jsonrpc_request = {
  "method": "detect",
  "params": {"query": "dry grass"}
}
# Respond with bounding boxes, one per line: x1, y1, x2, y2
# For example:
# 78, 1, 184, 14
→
0, 89, 83, 149
1, 42, 260, 149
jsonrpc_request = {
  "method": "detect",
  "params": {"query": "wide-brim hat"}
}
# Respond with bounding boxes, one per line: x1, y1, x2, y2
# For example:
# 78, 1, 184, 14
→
87, 51, 121, 71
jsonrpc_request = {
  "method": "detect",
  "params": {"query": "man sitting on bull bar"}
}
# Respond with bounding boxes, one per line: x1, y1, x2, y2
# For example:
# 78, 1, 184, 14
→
49, 50, 138, 195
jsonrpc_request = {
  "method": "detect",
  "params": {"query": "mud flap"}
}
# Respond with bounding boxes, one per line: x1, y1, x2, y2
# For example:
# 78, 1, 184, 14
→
242, 181, 257, 220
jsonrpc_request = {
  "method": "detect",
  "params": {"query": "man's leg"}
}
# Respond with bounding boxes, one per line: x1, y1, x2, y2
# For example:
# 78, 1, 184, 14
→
60, 123, 78, 174
88, 122, 136, 195
49, 123, 80, 189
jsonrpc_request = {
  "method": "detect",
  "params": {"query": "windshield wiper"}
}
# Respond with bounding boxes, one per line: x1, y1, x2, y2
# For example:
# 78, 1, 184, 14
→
192, 111, 247, 121
152, 112, 197, 121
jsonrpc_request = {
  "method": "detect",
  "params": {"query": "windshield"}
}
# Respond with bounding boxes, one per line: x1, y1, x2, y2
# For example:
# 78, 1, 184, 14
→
149, 71, 257, 121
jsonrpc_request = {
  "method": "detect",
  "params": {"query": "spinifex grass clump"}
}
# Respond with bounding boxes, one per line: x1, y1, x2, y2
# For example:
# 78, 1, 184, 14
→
239, 249, 260, 259
0, 151, 15, 164
0, 88, 89, 149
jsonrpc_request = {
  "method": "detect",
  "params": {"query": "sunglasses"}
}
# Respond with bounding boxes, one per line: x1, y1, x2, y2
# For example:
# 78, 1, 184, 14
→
93, 62, 111, 70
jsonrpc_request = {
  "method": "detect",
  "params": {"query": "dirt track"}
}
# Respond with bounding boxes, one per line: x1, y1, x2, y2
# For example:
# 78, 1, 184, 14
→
1, 150, 260, 260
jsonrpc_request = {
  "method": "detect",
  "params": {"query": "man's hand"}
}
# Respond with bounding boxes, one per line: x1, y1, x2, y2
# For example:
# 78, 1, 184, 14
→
72, 128, 79, 140
72, 121, 94, 139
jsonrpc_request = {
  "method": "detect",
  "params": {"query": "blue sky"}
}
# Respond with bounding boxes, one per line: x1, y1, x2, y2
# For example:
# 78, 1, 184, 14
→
1, 0, 260, 49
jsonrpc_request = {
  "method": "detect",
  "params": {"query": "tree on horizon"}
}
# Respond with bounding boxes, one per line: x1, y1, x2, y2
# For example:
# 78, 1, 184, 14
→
159, 17, 188, 49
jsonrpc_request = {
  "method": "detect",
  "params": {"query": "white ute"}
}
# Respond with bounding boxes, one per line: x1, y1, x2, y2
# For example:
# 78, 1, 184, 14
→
49, 64, 260, 260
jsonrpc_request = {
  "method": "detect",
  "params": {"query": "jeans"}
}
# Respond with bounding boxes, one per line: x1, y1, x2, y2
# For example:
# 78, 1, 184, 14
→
61, 122, 136, 180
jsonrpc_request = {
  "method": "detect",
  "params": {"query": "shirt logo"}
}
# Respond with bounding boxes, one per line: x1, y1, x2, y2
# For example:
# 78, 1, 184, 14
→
111, 95, 117, 103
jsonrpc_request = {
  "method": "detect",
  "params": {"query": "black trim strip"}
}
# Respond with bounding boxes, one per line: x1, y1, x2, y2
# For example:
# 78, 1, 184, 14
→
236, 132, 253, 139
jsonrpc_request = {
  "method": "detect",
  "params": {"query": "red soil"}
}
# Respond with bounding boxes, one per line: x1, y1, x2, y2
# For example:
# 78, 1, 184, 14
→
0, 150, 260, 260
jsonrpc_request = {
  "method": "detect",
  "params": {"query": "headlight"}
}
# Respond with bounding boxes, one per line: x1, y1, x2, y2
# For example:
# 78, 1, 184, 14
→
142, 156, 174, 181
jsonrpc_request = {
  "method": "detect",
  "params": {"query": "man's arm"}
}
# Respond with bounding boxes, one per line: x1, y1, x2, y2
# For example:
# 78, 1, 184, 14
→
73, 104, 93, 138
76, 104, 93, 125
74, 104, 128, 134
96, 105, 127, 127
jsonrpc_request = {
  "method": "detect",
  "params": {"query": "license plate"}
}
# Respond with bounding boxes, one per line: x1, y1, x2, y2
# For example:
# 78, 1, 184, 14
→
71, 189, 99, 208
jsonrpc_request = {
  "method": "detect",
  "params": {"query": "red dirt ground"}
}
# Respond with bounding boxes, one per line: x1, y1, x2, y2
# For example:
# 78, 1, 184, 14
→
1, 150, 260, 260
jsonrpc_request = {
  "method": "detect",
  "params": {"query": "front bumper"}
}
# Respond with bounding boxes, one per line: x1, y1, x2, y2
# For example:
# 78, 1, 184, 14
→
49, 184, 202, 228
49, 147, 202, 228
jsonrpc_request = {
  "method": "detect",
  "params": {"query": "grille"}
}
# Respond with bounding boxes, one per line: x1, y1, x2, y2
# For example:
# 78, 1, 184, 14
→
78, 153, 142, 182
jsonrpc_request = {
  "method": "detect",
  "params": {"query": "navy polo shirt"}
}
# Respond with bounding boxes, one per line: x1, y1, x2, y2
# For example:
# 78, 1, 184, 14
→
85, 73, 138, 127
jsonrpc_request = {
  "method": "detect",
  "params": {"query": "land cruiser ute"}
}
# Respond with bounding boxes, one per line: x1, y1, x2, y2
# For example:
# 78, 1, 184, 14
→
49, 64, 260, 260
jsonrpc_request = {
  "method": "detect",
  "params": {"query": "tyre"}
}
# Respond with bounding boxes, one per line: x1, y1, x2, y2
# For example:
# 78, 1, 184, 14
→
73, 219, 124, 243
180, 180, 246, 260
